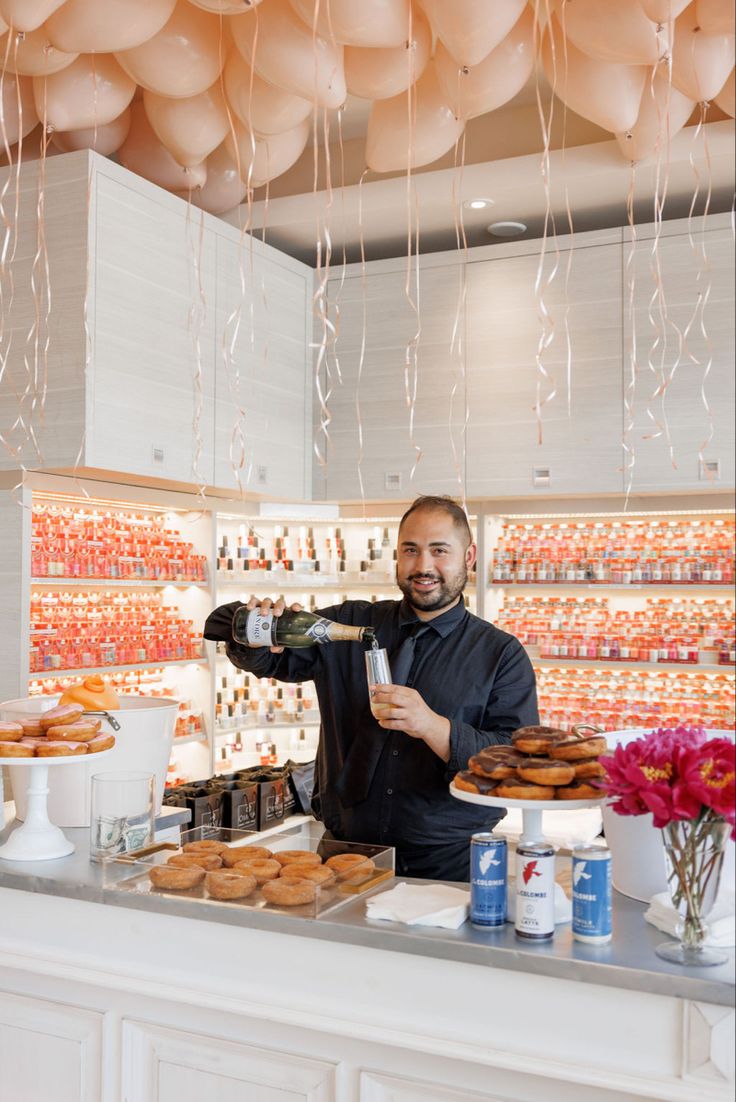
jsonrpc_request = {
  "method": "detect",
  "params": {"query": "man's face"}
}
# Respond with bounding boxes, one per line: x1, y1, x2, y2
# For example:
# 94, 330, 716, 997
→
396, 508, 476, 617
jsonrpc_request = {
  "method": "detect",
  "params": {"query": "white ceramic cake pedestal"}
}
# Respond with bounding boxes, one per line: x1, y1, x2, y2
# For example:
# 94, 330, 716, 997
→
0, 750, 112, 861
449, 784, 605, 846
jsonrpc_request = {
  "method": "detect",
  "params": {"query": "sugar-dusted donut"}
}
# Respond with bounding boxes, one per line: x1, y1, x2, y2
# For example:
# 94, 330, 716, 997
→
168, 852, 223, 871
205, 870, 257, 900
221, 845, 273, 866
233, 858, 281, 884
279, 863, 335, 886
261, 877, 317, 907
273, 849, 322, 868
182, 840, 229, 856
149, 864, 205, 890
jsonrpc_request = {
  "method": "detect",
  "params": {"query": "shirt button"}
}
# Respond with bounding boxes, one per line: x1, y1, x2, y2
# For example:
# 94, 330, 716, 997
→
386, 788, 393, 795
392, 750, 399, 757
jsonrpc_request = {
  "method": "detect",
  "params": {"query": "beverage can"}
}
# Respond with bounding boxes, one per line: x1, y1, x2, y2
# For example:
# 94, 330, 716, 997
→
572, 844, 612, 944
515, 842, 555, 940
470, 834, 508, 928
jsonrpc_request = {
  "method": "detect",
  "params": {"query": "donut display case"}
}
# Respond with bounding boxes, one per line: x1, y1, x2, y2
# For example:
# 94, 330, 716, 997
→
105, 823, 395, 919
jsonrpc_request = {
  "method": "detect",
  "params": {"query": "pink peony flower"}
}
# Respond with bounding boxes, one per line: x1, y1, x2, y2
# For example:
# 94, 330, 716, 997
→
678, 738, 736, 823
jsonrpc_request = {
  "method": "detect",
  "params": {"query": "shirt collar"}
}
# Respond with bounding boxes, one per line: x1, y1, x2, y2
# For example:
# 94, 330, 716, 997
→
398, 596, 467, 638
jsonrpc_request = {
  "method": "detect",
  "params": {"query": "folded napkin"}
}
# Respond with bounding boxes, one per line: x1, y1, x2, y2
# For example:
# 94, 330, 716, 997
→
506, 877, 572, 926
365, 882, 470, 930
644, 889, 735, 947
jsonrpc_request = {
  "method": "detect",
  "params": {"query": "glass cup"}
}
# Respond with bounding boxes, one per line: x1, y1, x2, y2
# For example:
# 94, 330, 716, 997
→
365, 648, 392, 720
90, 771, 155, 863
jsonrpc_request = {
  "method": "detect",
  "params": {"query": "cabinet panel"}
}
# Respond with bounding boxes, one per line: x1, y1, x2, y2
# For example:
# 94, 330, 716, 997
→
361, 1071, 504, 1102
122, 1019, 335, 1102
0, 989, 102, 1102
624, 228, 735, 492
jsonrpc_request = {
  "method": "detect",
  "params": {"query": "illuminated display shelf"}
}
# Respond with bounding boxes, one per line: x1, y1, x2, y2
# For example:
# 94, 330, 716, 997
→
30, 657, 208, 680
31, 578, 209, 589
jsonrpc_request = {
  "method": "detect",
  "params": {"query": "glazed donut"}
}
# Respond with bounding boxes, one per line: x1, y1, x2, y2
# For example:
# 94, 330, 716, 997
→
262, 877, 317, 907
496, 778, 556, 801
45, 720, 101, 742
182, 840, 229, 856
516, 758, 576, 786
453, 770, 499, 796
273, 849, 322, 868
149, 864, 205, 890
205, 870, 257, 900
549, 735, 608, 761
0, 740, 34, 757
556, 781, 603, 800
279, 863, 335, 886
0, 722, 23, 742
168, 852, 223, 871
468, 745, 522, 780
20, 719, 44, 737
511, 726, 567, 755
573, 758, 607, 780
87, 732, 116, 753
36, 740, 87, 756
233, 858, 281, 884
39, 703, 84, 731
221, 845, 273, 866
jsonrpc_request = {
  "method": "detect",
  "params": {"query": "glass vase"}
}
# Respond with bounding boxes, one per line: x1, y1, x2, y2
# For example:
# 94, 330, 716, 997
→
657, 813, 729, 967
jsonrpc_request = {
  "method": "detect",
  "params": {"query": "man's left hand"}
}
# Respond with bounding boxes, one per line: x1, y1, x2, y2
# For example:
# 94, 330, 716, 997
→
369, 684, 451, 762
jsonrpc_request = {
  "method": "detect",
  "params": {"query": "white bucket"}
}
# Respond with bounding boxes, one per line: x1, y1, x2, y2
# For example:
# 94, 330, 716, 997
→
0, 696, 178, 827
602, 727, 735, 902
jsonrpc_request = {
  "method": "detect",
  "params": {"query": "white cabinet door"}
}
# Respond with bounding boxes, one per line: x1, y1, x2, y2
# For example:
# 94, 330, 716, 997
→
361, 1071, 505, 1102
0, 990, 102, 1102
88, 171, 217, 486
466, 240, 625, 497
122, 1019, 336, 1102
213, 237, 312, 499
624, 225, 735, 492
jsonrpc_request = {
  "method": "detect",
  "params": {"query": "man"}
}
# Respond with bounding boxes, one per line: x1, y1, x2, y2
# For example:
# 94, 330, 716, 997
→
204, 495, 538, 882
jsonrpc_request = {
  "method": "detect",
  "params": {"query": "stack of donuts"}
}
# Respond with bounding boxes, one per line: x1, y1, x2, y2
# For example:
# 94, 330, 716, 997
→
0, 704, 116, 758
454, 725, 608, 801
148, 840, 376, 906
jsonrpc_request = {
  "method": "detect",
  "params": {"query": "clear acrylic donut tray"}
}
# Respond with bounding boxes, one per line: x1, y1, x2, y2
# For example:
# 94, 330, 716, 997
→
104, 824, 396, 920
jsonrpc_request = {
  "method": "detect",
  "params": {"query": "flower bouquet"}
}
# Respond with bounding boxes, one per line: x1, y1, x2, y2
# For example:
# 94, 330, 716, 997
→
599, 727, 735, 967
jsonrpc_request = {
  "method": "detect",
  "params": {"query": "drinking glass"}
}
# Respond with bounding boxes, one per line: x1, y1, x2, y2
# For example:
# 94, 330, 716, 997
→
365, 648, 392, 720
90, 771, 155, 862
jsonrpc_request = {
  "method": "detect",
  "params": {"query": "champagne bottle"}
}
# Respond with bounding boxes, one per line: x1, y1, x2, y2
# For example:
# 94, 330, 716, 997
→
232, 606, 375, 649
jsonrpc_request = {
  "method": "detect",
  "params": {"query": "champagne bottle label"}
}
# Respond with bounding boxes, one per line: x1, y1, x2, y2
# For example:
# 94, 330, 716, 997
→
234, 607, 373, 648
244, 611, 277, 646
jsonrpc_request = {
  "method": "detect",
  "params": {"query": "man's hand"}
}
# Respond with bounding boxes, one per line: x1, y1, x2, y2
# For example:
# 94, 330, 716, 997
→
244, 595, 303, 653
369, 684, 451, 762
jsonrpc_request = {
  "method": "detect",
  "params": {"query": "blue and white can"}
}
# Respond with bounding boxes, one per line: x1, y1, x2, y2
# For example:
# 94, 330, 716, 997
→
515, 842, 555, 940
470, 833, 508, 928
572, 844, 612, 944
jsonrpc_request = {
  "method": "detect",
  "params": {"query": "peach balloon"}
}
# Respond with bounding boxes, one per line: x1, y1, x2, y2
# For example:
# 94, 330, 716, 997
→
0, 0, 66, 34
223, 50, 312, 134
365, 60, 464, 173
229, 0, 346, 109
188, 0, 265, 11
416, 0, 526, 67
45, 0, 177, 54
637, 0, 689, 19
116, 3, 226, 99
435, 6, 534, 120
615, 71, 695, 161
0, 73, 38, 148
144, 83, 229, 166
696, 0, 735, 35
0, 124, 63, 165
714, 67, 734, 116
118, 102, 207, 190
671, 3, 735, 101
174, 142, 247, 213
51, 107, 131, 154
542, 17, 647, 133
225, 115, 309, 187
33, 54, 135, 132
344, 8, 430, 99
289, 0, 411, 48
0, 27, 78, 77
561, 0, 667, 65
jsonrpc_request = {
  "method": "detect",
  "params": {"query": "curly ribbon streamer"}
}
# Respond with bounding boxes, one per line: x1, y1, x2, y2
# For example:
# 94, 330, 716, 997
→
184, 199, 208, 508
622, 161, 638, 509
449, 129, 468, 509
403, 2, 423, 483
355, 167, 370, 509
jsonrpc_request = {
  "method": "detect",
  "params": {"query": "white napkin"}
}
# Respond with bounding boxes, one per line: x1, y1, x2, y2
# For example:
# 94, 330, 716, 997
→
365, 882, 470, 930
644, 889, 735, 947
506, 877, 572, 925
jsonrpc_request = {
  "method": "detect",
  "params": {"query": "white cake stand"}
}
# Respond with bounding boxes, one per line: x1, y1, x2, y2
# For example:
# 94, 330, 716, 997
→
450, 782, 605, 846
0, 750, 112, 861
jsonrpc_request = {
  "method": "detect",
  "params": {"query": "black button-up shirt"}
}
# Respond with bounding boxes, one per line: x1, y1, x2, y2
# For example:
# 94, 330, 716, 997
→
223, 597, 539, 855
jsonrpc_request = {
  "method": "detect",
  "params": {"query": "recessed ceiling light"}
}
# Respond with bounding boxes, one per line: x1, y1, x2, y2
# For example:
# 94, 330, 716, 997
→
487, 220, 527, 237
462, 198, 494, 210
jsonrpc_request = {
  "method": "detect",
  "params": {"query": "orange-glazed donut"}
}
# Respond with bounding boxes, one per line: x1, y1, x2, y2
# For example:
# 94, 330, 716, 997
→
273, 849, 322, 868
168, 852, 223, 871
36, 740, 87, 756
261, 877, 316, 907
0, 740, 34, 757
182, 840, 229, 856
149, 864, 205, 890
279, 864, 335, 886
221, 845, 273, 867
205, 870, 257, 900
233, 858, 281, 884
39, 703, 84, 731
0, 722, 23, 742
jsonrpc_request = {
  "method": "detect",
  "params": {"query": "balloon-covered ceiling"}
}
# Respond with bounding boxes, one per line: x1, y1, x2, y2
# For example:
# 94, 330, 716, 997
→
0, 0, 734, 214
